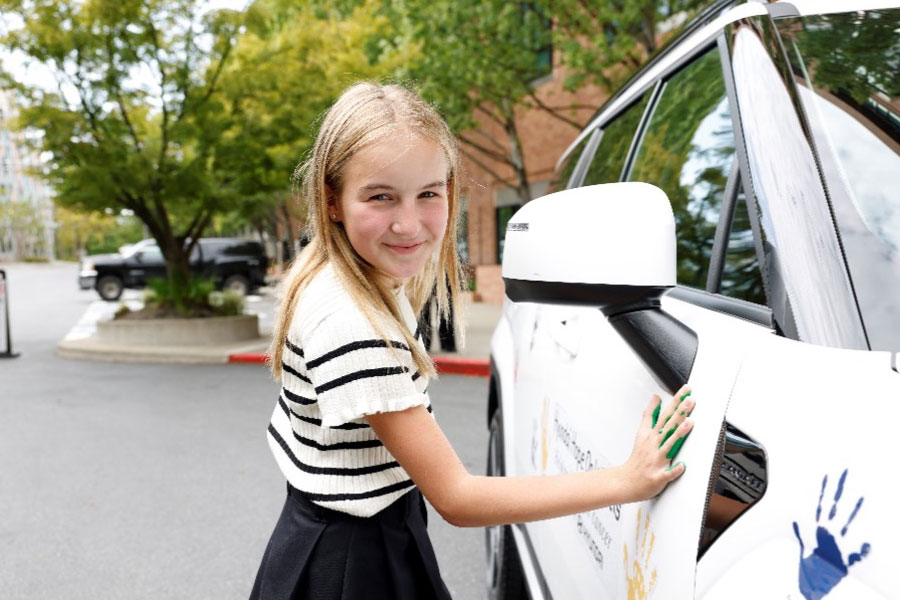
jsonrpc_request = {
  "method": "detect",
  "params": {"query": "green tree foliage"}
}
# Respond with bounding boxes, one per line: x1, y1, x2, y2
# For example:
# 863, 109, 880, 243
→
0, 0, 241, 308
546, 0, 708, 92
402, 0, 569, 205
401, 0, 707, 206
215, 0, 417, 260
54, 205, 145, 260
779, 9, 900, 105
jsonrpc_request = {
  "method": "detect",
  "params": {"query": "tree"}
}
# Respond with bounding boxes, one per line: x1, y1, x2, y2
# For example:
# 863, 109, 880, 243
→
54, 205, 145, 260
213, 0, 418, 263
402, 0, 577, 206
545, 0, 708, 93
402, 0, 707, 207
1, 0, 241, 309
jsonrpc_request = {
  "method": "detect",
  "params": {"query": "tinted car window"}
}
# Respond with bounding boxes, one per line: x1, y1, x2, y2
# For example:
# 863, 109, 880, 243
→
546, 134, 592, 194
778, 9, 900, 350
139, 245, 163, 263
581, 93, 651, 186
721, 185, 766, 305
628, 49, 736, 290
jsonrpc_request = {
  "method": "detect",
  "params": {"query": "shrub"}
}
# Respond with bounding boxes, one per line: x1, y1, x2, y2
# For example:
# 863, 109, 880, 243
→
143, 276, 243, 317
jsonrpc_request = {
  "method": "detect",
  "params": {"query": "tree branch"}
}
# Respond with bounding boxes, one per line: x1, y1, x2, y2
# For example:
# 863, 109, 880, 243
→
458, 133, 515, 166
104, 32, 142, 150
521, 88, 585, 130
459, 146, 508, 184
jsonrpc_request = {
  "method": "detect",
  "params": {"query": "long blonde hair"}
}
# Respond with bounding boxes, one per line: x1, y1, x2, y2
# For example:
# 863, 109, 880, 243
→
268, 82, 465, 381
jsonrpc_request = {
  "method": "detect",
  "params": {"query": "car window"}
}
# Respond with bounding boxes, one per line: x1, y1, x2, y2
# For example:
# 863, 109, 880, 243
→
581, 93, 651, 186
777, 8, 900, 350
546, 133, 591, 194
628, 48, 736, 290
201, 240, 231, 257
720, 184, 766, 305
140, 245, 163, 262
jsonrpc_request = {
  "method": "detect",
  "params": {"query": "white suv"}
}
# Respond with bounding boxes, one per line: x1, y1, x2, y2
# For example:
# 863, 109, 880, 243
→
487, 2, 900, 599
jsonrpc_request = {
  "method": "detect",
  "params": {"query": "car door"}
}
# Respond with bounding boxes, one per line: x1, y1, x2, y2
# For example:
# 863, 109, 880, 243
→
125, 243, 166, 286
513, 41, 776, 599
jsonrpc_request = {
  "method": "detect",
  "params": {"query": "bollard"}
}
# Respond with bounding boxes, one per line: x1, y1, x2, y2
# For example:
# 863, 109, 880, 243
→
0, 269, 20, 358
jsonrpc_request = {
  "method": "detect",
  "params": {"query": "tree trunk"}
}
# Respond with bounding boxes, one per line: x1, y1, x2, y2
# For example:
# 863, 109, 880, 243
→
502, 107, 533, 206
161, 237, 194, 314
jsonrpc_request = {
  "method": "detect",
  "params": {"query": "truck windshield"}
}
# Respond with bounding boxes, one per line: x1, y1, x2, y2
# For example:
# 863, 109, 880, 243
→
778, 8, 900, 350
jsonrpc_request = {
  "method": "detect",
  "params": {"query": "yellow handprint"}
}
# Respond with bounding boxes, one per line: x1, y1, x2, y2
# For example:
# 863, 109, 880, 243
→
624, 508, 658, 600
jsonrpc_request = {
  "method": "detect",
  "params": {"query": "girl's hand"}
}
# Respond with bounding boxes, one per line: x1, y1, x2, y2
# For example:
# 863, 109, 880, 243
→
618, 385, 695, 503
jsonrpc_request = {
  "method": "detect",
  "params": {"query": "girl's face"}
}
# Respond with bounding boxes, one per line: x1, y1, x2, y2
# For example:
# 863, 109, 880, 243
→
332, 132, 449, 285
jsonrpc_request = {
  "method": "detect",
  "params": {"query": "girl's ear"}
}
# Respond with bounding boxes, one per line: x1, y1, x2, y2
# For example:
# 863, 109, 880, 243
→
325, 185, 342, 223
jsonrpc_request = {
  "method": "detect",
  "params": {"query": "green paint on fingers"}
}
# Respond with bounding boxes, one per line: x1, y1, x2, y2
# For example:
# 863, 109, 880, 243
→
666, 433, 691, 460
651, 402, 661, 428
659, 427, 677, 448
680, 390, 692, 402
665, 462, 686, 473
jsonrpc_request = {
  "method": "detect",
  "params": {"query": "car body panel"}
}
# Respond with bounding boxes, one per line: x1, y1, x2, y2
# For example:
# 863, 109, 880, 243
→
508, 294, 772, 599
696, 336, 900, 599
491, 1, 900, 598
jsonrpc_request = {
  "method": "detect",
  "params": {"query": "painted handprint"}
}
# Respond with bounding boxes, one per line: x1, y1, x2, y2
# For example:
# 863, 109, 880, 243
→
624, 508, 658, 600
792, 469, 871, 600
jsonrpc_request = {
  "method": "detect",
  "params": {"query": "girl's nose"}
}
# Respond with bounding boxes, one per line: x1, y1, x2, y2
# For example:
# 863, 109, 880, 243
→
391, 201, 420, 236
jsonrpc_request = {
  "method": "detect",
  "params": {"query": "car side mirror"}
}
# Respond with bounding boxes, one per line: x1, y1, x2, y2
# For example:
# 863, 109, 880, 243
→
501, 182, 697, 394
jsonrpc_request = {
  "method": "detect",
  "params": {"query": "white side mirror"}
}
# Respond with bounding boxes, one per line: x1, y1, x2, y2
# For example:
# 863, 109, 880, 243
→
501, 182, 694, 393
502, 182, 676, 310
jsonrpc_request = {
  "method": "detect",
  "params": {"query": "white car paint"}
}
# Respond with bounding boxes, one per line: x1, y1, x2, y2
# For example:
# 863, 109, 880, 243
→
491, 2, 900, 599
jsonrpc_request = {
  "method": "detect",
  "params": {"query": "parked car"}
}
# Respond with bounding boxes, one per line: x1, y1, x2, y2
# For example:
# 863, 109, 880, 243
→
487, 1, 900, 599
80, 237, 269, 301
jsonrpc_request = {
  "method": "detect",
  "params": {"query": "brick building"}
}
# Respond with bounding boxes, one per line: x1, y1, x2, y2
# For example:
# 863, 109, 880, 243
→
459, 69, 607, 304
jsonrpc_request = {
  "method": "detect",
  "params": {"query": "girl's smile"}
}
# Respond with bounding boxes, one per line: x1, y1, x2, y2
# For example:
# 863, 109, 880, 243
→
332, 131, 449, 284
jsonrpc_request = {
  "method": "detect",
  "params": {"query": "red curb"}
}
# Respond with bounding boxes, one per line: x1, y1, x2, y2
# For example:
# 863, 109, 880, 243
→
229, 353, 268, 364
228, 352, 490, 377
433, 356, 490, 377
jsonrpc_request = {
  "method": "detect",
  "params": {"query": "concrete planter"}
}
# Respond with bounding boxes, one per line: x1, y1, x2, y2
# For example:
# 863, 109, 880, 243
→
96, 314, 259, 346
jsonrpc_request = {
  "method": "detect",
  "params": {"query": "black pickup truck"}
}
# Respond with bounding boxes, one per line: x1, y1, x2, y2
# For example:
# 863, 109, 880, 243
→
79, 238, 269, 301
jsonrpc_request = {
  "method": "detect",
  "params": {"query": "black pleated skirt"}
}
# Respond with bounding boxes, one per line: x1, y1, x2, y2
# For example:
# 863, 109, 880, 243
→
249, 484, 453, 600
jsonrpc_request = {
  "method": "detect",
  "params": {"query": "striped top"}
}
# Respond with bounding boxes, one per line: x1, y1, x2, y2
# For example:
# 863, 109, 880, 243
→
267, 263, 433, 517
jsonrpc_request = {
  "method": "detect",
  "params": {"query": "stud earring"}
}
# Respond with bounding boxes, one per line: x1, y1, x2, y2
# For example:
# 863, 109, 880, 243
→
330, 214, 337, 220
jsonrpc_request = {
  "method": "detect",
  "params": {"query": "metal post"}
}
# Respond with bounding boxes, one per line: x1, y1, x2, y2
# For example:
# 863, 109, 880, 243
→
0, 269, 20, 358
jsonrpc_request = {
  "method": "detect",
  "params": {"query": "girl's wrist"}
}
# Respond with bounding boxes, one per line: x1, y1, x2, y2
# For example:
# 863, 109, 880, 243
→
603, 465, 638, 506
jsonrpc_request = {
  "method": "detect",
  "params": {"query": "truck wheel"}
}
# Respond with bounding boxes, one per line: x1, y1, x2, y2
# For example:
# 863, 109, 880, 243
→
486, 410, 529, 600
96, 275, 124, 301
223, 274, 250, 296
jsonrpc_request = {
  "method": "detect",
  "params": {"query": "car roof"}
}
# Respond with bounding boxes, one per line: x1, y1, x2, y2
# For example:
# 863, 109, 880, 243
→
554, 0, 900, 171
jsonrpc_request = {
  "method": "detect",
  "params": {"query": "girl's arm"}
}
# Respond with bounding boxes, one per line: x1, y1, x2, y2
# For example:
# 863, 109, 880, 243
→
366, 386, 695, 528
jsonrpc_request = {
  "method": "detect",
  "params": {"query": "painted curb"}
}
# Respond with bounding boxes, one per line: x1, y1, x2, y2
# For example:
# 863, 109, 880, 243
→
229, 352, 268, 364
432, 356, 491, 377
227, 352, 490, 377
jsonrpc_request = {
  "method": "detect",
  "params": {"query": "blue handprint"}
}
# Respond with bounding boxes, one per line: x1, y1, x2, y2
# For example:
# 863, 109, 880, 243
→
792, 469, 871, 600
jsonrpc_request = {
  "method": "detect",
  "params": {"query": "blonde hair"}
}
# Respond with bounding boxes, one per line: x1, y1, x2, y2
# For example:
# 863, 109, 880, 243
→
268, 82, 466, 382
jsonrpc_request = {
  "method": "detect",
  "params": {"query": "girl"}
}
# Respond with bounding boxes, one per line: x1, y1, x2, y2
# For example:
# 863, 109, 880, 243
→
250, 82, 694, 600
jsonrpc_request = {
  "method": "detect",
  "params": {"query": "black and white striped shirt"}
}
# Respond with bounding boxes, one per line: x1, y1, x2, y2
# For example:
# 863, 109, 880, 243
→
267, 263, 432, 517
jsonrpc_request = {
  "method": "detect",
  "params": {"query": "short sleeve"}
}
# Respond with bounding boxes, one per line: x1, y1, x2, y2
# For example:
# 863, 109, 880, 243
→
301, 306, 427, 428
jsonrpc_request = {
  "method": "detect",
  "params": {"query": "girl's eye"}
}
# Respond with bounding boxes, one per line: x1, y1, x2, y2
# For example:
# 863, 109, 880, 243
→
369, 193, 391, 201
419, 191, 439, 199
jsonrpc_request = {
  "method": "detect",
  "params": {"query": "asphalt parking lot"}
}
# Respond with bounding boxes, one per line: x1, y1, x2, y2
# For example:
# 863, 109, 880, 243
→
1, 262, 489, 599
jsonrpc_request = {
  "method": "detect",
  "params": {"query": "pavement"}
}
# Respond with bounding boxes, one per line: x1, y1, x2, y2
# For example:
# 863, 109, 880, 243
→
55, 283, 503, 376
